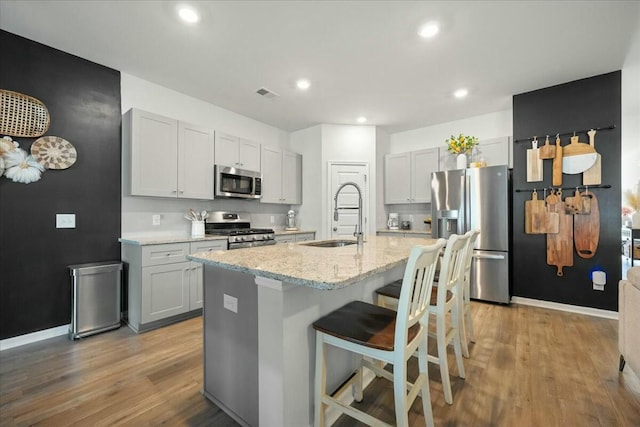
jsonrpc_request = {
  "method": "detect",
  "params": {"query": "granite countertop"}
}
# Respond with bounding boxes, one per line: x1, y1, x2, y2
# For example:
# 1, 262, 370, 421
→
119, 235, 228, 246
377, 229, 432, 235
188, 235, 438, 290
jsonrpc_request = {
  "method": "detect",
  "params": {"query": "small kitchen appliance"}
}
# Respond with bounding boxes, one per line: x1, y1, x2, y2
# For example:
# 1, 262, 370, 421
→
286, 210, 298, 231
387, 213, 399, 230
205, 212, 275, 249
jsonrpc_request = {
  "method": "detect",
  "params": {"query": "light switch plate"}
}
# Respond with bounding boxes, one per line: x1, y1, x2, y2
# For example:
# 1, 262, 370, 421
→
56, 214, 76, 229
152, 214, 161, 226
223, 294, 238, 313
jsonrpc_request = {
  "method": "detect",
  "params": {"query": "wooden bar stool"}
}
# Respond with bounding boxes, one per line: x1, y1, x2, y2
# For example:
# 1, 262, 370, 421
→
374, 233, 470, 405
313, 239, 445, 427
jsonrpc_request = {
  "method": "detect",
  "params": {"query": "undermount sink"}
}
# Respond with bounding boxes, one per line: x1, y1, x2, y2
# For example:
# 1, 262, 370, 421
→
301, 239, 359, 248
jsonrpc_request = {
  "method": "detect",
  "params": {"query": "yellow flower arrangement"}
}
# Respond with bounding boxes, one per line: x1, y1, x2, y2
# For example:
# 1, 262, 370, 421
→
446, 133, 479, 155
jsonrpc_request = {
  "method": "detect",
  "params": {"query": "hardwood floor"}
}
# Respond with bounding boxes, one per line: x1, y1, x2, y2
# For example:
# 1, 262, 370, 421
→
1, 303, 639, 426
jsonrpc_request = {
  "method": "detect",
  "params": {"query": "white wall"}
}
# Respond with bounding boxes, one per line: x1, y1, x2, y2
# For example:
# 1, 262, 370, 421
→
622, 21, 640, 205
120, 73, 291, 236
290, 125, 322, 233
390, 110, 512, 153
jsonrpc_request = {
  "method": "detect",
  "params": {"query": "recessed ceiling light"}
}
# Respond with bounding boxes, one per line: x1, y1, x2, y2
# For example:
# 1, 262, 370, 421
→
418, 22, 439, 39
357, 116, 367, 124
296, 79, 311, 90
454, 88, 469, 99
178, 6, 199, 24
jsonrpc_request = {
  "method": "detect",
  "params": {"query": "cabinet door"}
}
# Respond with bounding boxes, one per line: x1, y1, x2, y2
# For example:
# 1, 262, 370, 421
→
141, 262, 190, 323
260, 146, 283, 204
384, 153, 411, 204
477, 136, 511, 168
214, 132, 240, 168
282, 150, 302, 204
411, 148, 439, 203
130, 109, 178, 197
239, 138, 261, 172
275, 234, 295, 243
178, 122, 214, 200
189, 263, 203, 310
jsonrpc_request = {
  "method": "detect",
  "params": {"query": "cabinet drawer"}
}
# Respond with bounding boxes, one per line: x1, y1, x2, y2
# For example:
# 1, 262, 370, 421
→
141, 243, 190, 267
275, 235, 295, 243
191, 240, 227, 253
295, 233, 315, 242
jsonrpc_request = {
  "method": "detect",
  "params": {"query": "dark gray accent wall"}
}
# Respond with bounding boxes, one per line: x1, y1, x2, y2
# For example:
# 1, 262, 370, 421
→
0, 31, 122, 339
512, 71, 621, 310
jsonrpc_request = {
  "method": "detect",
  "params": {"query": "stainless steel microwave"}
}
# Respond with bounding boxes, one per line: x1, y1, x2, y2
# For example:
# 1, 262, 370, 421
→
214, 165, 262, 199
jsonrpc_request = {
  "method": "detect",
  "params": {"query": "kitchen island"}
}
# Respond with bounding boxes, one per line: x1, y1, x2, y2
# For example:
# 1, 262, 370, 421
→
188, 235, 436, 427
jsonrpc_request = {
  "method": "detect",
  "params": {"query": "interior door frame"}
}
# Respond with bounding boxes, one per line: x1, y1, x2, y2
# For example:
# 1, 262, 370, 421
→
327, 161, 370, 239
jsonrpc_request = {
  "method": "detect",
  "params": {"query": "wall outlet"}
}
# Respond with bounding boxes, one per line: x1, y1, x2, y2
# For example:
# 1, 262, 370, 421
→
152, 214, 161, 226
56, 214, 76, 229
270, 215, 275, 224
223, 294, 238, 313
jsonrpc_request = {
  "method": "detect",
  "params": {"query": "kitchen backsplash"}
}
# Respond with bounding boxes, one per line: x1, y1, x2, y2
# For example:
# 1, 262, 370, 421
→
382, 203, 431, 231
121, 196, 292, 236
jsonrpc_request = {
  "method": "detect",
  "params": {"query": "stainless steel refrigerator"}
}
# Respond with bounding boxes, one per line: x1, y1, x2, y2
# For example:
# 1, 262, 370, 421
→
431, 165, 510, 304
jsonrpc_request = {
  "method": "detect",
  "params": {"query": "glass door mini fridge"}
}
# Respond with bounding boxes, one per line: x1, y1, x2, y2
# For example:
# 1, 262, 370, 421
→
431, 165, 511, 303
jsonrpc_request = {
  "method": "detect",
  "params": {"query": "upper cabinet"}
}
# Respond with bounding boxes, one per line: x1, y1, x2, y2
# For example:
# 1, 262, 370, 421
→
124, 108, 214, 199
384, 148, 438, 204
261, 146, 302, 204
214, 132, 261, 172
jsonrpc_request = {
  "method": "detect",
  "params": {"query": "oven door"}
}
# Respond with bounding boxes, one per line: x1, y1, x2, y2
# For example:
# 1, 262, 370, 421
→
215, 165, 262, 199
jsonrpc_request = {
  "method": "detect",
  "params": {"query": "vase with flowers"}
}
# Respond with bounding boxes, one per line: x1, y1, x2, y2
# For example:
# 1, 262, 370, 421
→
446, 133, 479, 169
625, 184, 640, 228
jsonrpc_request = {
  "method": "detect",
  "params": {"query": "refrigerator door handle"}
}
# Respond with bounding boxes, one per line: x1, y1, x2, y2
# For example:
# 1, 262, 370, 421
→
465, 173, 471, 233
473, 253, 506, 260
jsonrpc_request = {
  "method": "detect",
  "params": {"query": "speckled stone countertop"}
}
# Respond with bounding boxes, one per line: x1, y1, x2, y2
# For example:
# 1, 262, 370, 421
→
188, 235, 438, 290
119, 235, 228, 246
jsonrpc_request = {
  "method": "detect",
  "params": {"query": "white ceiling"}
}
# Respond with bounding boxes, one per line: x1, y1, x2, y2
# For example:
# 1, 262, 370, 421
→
1, 1, 638, 133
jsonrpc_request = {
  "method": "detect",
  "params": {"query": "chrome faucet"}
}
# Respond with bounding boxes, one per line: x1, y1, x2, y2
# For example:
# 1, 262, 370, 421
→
333, 182, 364, 247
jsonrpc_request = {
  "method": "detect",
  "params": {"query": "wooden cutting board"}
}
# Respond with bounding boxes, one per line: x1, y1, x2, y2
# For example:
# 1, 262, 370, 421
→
527, 139, 543, 182
552, 136, 563, 186
547, 190, 573, 276
562, 135, 597, 174
538, 136, 556, 159
564, 189, 591, 215
525, 190, 545, 234
574, 190, 600, 259
583, 129, 602, 185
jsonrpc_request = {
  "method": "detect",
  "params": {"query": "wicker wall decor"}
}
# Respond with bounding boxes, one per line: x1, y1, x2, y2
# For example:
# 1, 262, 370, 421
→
0, 89, 51, 138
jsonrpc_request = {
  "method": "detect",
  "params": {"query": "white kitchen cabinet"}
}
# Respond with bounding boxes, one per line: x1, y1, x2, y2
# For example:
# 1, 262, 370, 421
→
439, 136, 512, 170
384, 148, 438, 204
214, 132, 261, 172
122, 240, 227, 332
124, 108, 214, 199
261, 146, 302, 204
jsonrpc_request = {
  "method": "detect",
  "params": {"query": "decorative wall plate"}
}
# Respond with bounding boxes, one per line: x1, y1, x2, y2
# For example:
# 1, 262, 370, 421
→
30, 136, 77, 169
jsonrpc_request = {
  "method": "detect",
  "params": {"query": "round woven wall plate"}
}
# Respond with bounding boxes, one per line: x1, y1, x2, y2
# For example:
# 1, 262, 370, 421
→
30, 136, 77, 169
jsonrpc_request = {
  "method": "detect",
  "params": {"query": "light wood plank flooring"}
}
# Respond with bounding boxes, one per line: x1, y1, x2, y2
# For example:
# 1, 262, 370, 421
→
1, 303, 639, 426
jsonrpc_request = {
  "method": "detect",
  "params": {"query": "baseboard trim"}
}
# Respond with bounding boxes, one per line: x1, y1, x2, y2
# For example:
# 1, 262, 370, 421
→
0, 324, 69, 351
511, 297, 618, 320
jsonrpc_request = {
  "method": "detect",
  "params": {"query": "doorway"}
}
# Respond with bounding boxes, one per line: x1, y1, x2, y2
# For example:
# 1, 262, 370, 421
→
328, 162, 369, 240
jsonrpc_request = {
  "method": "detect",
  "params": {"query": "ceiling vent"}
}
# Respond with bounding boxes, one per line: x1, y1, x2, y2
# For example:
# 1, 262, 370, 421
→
255, 87, 280, 100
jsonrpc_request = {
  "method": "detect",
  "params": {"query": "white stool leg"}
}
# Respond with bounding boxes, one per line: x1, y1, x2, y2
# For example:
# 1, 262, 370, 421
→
418, 338, 434, 427
314, 333, 326, 427
459, 298, 470, 358
353, 354, 363, 402
393, 357, 409, 427
436, 312, 453, 405
452, 304, 466, 379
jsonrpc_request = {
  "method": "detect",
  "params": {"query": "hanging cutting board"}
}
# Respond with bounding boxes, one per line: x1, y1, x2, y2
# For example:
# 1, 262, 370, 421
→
562, 135, 597, 174
525, 190, 546, 233
547, 189, 573, 276
582, 129, 602, 185
552, 136, 563, 186
539, 135, 556, 159
574, 190, 599, 259
527, 138, 543, 182
564, 189, 591, 215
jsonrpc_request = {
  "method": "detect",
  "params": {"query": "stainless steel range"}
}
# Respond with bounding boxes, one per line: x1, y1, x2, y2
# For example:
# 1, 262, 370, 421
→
205, 212, 276, 250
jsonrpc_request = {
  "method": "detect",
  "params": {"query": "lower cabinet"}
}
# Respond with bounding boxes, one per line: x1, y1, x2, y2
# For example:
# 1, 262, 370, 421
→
377, 231, 432, 238
122, 240, 226, 332
275, 232, 315, 244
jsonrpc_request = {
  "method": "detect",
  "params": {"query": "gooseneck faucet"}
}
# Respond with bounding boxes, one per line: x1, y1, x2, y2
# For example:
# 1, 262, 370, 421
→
333, 182, 364, 247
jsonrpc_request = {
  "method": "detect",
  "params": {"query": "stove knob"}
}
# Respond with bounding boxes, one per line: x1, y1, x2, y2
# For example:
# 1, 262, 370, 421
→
253, 235, 259, 241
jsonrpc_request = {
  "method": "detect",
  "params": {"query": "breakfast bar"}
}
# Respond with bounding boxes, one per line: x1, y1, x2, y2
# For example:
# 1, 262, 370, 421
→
188, 235, 435, 427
